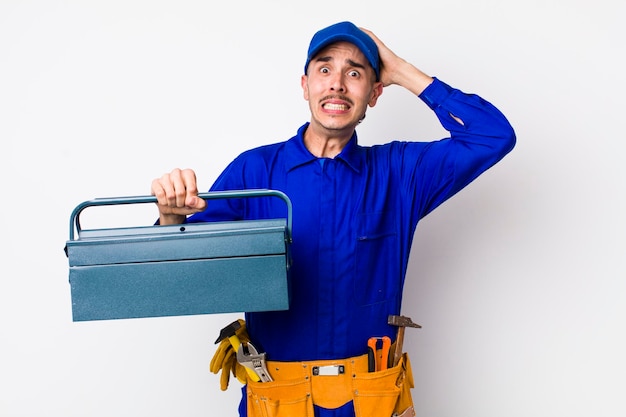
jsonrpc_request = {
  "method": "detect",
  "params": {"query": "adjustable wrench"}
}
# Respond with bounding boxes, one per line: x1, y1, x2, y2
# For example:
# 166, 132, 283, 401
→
236, 341, 273, 382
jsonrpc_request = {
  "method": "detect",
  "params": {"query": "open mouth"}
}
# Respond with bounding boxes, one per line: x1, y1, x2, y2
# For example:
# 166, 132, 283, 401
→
323, 102, 349, 111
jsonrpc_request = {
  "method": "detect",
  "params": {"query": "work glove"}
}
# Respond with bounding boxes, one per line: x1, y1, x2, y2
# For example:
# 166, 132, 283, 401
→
210, 319, 250, 391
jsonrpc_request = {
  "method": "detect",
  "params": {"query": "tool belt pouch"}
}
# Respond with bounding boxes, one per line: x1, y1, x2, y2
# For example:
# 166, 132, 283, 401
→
245, 353, 414, 417
353, 353, 414, 417
246, 377, 314, 417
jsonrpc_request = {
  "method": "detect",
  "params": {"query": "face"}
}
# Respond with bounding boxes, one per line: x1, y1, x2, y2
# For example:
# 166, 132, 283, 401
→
302, 42, 382, 136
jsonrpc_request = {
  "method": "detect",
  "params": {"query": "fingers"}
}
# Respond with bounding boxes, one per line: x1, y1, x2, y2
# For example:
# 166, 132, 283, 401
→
150, 168, 207, 219
359, 27, 380, 46
210, 342, 230, 374
359, 27, 389, 58
359, 27, 396, 87
151, 168, 192, 206
359, 26, 432, 95
220, 348, 235, 391
178, 168, 199, 206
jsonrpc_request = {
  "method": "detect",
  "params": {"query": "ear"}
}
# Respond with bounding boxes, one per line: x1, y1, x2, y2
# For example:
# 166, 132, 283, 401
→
301, 75, 310, 101
368, 81, 384, 107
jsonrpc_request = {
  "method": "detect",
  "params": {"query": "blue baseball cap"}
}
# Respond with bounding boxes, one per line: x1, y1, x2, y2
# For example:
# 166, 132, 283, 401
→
304, 21, 380, 81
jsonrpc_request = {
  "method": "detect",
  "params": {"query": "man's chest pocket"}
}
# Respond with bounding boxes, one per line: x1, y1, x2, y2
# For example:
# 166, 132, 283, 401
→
354, 212, 400, 306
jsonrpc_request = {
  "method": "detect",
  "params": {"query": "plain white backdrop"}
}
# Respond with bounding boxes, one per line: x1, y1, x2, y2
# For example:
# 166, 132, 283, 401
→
1, 0, 624, 416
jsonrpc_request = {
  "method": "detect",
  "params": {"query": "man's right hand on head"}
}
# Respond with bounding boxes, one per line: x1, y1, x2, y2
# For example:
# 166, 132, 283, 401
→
151, 168, 208, 225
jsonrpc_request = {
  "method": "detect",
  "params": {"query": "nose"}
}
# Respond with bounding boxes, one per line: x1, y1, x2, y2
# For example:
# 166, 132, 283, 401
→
329, 73, 346, 92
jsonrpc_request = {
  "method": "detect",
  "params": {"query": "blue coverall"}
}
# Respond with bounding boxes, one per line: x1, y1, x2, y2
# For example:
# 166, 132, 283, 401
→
188, 78, 516, 416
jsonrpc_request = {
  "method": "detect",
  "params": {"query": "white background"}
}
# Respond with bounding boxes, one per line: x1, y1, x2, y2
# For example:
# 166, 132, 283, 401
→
1, 1, 624, 416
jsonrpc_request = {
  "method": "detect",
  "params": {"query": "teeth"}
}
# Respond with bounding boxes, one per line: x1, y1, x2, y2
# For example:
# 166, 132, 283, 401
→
324, 103, 348, 111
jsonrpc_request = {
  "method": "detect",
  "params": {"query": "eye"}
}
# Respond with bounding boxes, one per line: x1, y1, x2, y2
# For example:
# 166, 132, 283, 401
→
348, 70, 360, 77
320, 67, 330, 74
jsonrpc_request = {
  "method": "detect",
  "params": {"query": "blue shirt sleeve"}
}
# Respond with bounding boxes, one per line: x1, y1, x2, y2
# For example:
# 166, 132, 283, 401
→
399, 77, 516, 219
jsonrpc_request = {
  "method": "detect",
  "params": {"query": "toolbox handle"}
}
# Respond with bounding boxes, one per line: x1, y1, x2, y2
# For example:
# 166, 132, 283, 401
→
69, 189, 293, 243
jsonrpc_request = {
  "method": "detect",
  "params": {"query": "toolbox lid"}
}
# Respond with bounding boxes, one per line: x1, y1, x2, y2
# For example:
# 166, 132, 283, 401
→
66, 219, 288, 266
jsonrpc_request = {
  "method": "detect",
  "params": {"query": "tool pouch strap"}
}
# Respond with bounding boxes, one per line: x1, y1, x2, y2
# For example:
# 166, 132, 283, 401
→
245, 352, 414, 417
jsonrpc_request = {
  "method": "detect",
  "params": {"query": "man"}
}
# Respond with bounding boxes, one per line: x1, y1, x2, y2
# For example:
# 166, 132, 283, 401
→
151, 21, 515, 417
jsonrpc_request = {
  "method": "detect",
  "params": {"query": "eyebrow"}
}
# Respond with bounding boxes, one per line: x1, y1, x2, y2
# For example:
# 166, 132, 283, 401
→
314, 56, 367, 71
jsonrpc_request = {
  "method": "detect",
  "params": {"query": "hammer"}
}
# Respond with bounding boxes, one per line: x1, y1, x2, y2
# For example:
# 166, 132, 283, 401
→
388, 315, 421, 367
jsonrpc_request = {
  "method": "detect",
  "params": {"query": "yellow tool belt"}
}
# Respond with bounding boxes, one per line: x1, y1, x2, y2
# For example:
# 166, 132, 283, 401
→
245, 351, 415, 417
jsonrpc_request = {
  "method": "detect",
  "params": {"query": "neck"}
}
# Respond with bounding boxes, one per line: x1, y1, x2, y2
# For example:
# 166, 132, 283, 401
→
303, 125, 354, 158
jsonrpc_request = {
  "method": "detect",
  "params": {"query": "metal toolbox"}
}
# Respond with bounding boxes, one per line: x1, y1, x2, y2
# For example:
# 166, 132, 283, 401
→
65, 190, 292, 322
